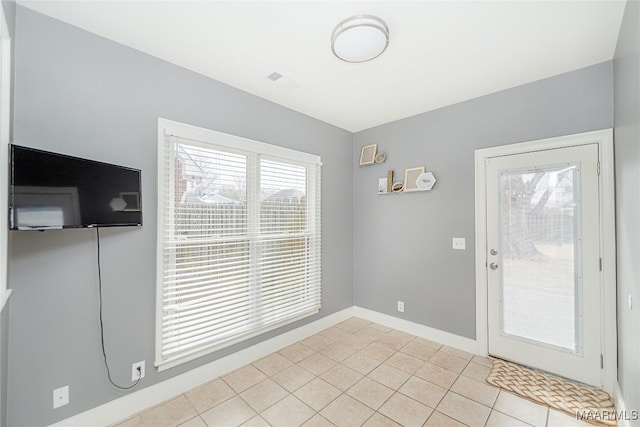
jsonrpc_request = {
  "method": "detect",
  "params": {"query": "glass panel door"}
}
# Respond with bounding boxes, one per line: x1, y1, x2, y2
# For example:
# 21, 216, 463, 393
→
500, 165, 580, 353
486, 143, 601, 387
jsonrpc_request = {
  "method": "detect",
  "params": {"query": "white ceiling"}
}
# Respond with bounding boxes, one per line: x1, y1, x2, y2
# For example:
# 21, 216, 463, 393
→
19, 1, 626, 132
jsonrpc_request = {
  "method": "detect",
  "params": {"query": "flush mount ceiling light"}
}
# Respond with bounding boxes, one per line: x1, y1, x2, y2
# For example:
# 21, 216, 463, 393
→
331, 15, 389, 63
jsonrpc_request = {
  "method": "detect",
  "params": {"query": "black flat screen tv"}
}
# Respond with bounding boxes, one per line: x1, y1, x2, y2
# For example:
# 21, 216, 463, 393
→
9, 144, 142, 230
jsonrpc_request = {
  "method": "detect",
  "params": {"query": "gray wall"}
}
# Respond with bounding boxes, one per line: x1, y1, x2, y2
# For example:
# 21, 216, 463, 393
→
614, 0, 640, 415
7, 6, 353, 426
352, 62, 614, 339
1, 1, 14, 35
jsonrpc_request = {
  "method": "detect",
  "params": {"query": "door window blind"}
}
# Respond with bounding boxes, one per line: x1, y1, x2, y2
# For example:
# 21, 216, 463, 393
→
156, 121, 321, 370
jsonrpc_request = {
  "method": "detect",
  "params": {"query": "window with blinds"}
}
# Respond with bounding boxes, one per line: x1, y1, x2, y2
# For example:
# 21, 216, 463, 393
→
156, 119, 322, 370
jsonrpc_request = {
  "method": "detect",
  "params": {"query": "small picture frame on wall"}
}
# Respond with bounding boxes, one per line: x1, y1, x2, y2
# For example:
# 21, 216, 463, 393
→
403, 166, 426, 192
359, 144, 378, 166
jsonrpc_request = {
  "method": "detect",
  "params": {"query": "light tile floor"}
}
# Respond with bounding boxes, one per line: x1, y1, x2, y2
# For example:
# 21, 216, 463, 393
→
115, 318, 595, 427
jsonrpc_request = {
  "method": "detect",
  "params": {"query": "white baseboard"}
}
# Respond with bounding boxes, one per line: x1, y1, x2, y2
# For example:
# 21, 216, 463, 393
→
353, 306, 480, 355
614, 382, 638, 427
51, 306, 480, 427
51, 307, 355, 427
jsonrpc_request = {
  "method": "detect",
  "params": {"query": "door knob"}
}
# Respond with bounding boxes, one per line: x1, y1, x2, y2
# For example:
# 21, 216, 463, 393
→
490, 262, 499, 270
490, 249, 498, 255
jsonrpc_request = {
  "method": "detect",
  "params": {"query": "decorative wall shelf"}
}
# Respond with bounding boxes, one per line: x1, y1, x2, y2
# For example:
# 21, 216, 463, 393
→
378, 189, 432, 195
378, 170, 437, 195
361, 143, 438, 195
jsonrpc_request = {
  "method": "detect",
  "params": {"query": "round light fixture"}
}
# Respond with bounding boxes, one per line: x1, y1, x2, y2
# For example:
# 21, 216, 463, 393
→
331, 15, 389, 63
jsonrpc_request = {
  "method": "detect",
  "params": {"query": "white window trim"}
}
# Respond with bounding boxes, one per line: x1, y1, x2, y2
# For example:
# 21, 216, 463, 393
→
155, 118, 321, 371
160, 119, 322, 167
0, 4, 12, 312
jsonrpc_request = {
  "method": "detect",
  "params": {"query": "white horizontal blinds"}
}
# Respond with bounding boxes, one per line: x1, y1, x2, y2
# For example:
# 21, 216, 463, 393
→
260, 159, 306, 234
161, 139, 253, 361
157, 125, 321, 369
309, 163, 322, 311
255, 159, 321, 326
170, 142, 248, 237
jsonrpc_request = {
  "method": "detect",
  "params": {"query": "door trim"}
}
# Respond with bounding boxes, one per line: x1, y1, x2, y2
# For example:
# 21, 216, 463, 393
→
474, 129, 616, 393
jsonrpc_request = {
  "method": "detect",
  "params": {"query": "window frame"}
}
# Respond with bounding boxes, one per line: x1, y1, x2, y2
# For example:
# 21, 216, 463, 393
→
155, 118, 322, 371
0, 4, 12, 312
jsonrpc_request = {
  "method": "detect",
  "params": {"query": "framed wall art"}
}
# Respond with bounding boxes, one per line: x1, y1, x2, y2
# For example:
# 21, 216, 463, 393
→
359, 144, 378, 166
403, 166, 425, 192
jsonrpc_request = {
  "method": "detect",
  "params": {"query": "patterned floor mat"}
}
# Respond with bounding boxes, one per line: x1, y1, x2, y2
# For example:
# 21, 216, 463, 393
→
486, 359, 616, 425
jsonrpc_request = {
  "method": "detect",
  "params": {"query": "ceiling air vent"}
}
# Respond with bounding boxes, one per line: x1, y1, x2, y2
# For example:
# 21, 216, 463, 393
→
266, 72, 299, 89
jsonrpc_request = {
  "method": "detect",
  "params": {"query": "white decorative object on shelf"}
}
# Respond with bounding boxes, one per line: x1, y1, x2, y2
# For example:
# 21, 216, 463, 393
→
378, 177, 388, 194
416, 172, 437, 191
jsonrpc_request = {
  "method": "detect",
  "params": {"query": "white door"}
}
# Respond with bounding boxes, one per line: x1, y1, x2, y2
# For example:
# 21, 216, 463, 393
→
486, 143, 601, 387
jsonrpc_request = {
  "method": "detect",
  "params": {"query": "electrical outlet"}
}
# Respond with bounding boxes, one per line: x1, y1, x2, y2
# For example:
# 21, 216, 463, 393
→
452, 237, 466, 250
397, 301, 405, 313
53, 385, 69, 409
132, 361, 146, 382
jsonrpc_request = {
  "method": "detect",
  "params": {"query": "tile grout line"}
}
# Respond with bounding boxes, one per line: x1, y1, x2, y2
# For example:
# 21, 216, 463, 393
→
303, 325, 406, 425
435, 350, 483, 425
